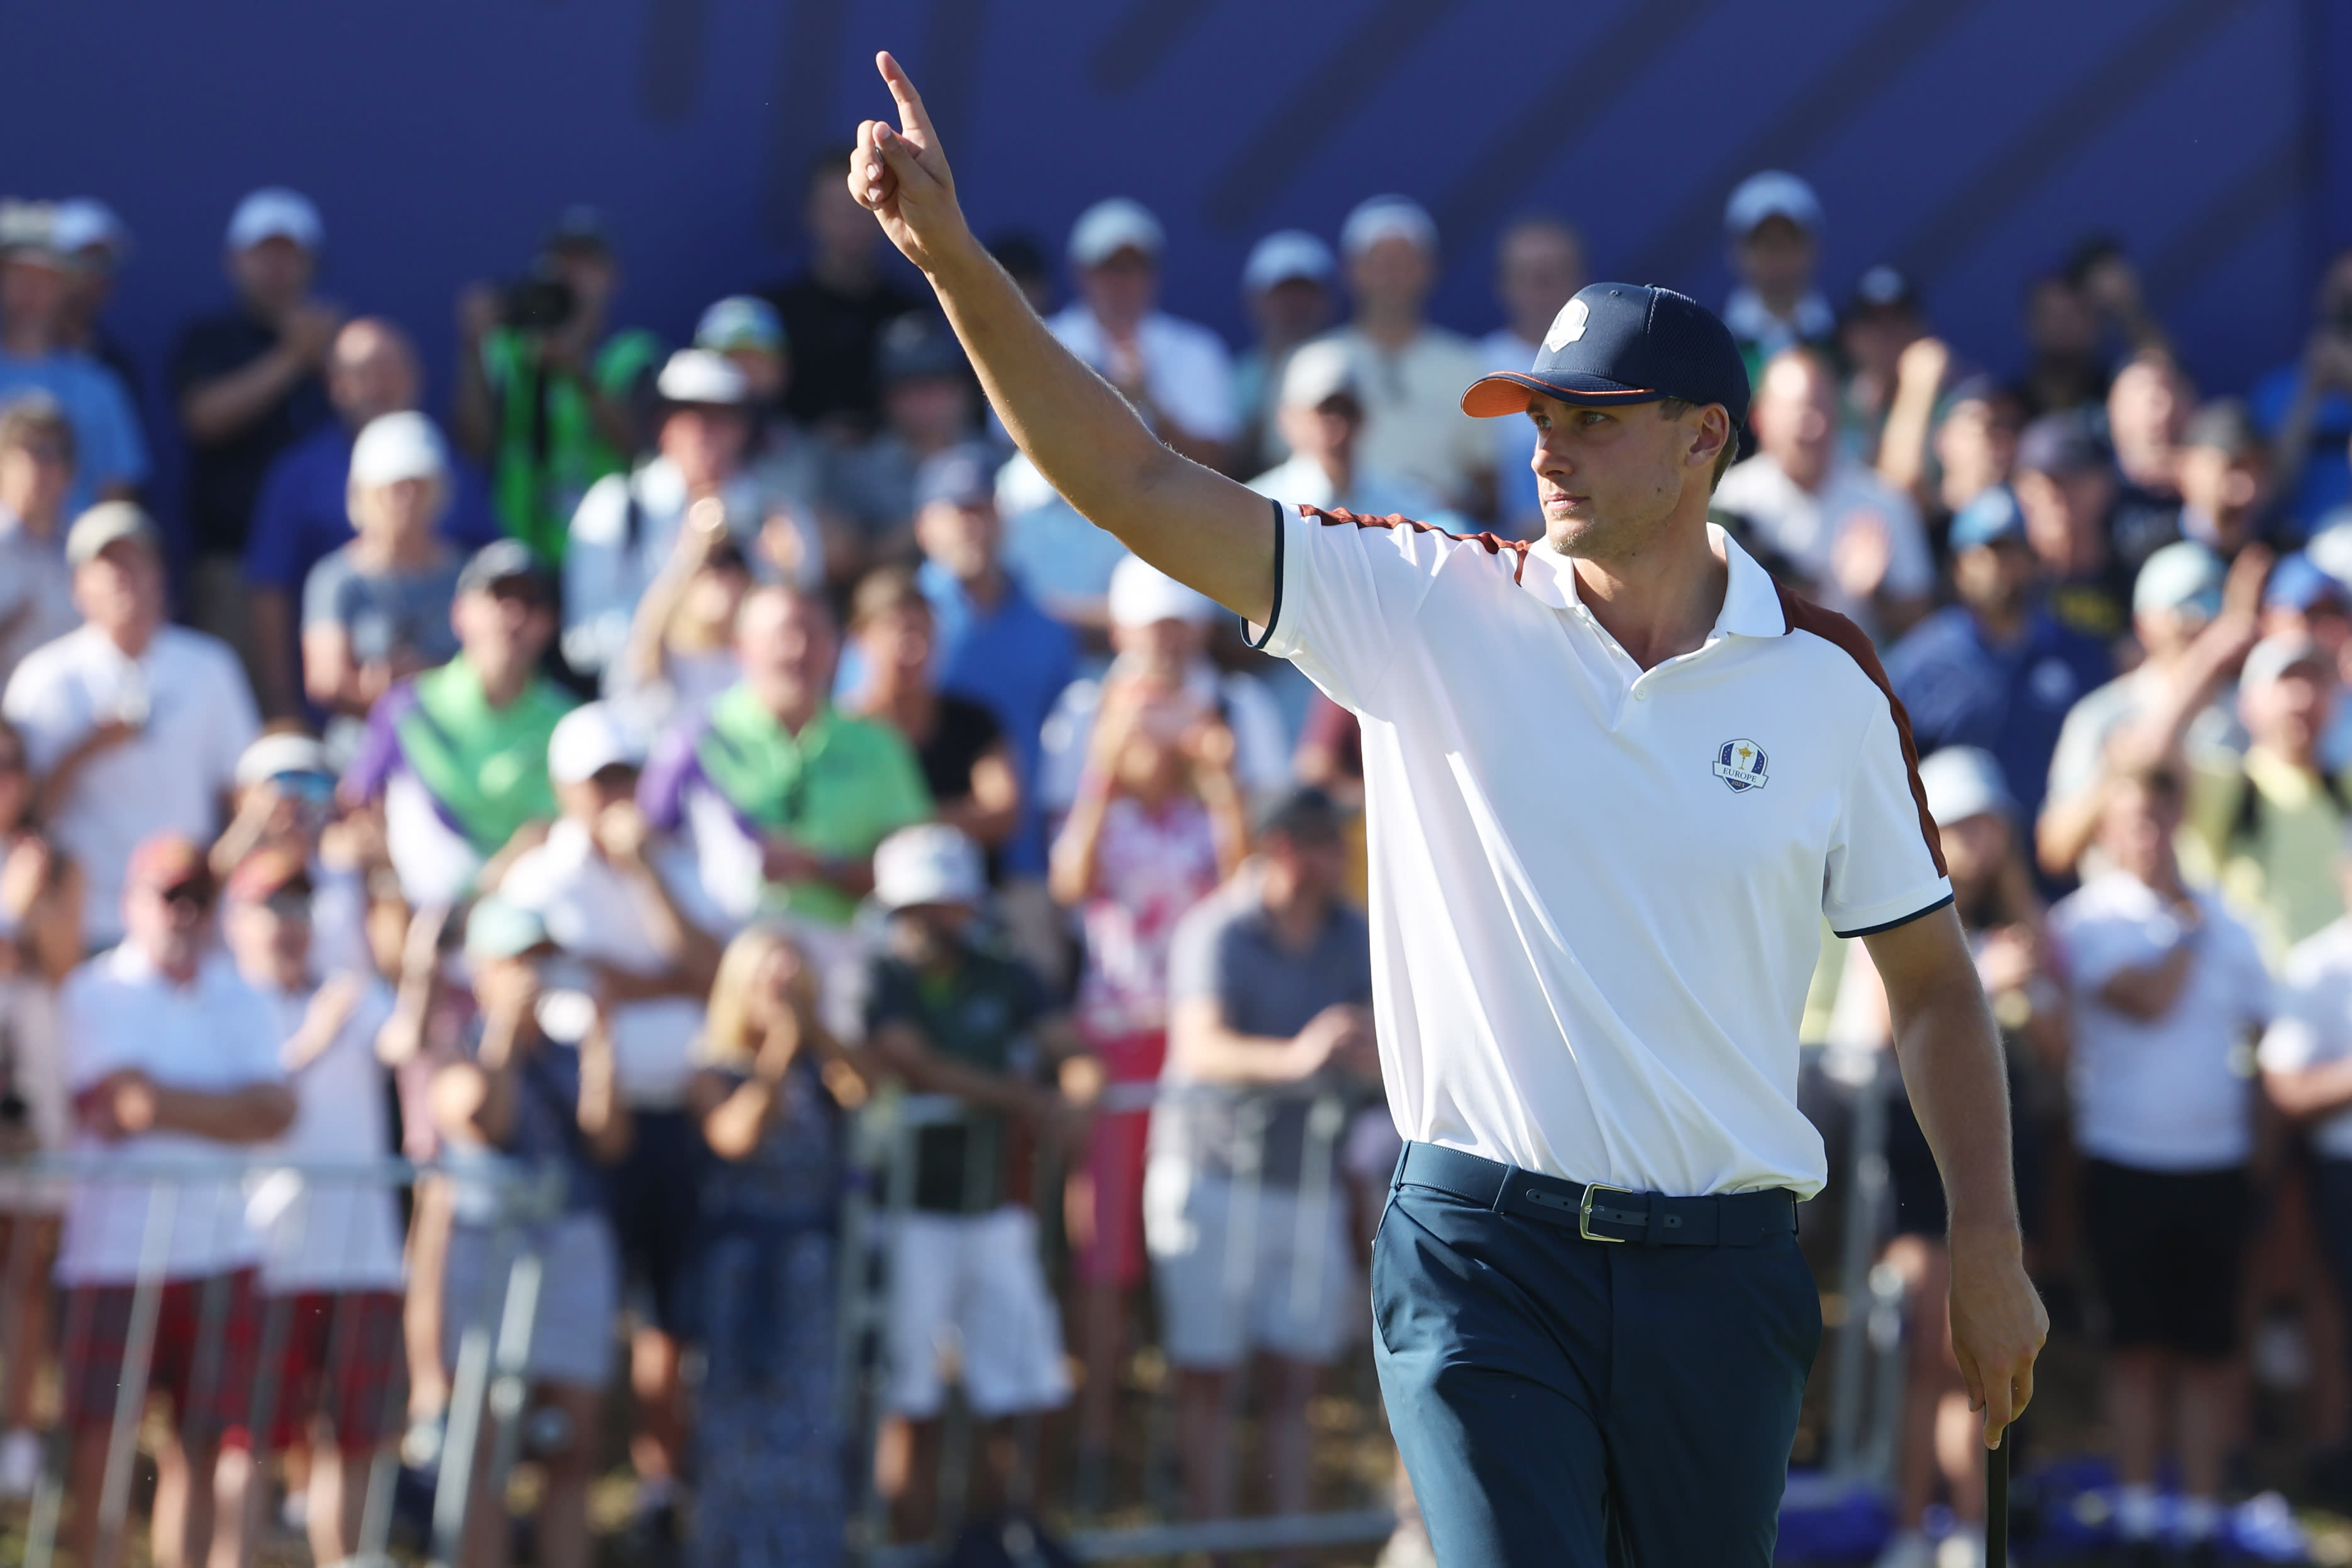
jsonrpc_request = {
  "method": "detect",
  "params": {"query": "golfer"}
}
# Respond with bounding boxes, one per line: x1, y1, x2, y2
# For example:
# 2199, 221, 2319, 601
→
849, 52, 2045, 1564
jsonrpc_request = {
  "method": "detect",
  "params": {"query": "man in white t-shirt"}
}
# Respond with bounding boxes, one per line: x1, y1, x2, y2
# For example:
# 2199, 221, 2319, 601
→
499, 701, 727, 1544
1320, 196, 1493, 517
2052, 763, 2271, 1559
1037, 556, 1291, 819
1716, 348, 1933, 645
4, 504, 259, 948
1476, 216, 1585, 539
220, 848, 409, 1568
847, 67, 2041, 1563
0, 394, 80, 690
1046, 199, 1237, 470
1246, 340, 1452, 526
55, 834, 294, 1568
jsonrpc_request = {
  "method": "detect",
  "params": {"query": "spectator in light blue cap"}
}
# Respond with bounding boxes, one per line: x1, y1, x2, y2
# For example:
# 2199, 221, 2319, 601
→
695, 294, 824, 544
1234, 229, 1338, 473
2038, 539, 2252, 879
1886, 481, 2112, 853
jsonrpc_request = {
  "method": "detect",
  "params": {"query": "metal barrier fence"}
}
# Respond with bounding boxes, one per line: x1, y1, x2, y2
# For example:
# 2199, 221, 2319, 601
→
0, 1152, 552, 1568
0, 1067, 1905, 1567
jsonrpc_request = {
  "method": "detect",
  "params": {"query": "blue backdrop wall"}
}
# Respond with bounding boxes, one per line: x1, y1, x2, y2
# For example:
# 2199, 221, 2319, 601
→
4, 0, 2336, 533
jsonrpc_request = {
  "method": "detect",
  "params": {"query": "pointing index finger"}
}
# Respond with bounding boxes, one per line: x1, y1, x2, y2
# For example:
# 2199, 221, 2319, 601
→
876, 50, 937, 145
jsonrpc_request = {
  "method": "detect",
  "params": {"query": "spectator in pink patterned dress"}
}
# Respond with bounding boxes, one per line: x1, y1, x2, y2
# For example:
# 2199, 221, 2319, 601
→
1047, 668, 1249, 1494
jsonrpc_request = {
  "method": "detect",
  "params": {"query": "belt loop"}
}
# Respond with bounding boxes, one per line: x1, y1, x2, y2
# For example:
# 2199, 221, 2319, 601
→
1390, 1141, 1411, 1195
1642, 1189, 1667, 1249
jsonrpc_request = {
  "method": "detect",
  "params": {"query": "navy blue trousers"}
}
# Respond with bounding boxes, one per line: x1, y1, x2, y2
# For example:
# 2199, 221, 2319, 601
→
1372, 1151, 1821, 1565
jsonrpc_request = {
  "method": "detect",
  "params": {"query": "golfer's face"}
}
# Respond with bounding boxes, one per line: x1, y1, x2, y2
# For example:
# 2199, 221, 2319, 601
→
1527, 394, 1692, 555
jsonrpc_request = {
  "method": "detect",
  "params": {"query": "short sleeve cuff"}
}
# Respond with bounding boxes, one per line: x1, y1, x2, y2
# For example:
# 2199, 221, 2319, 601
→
1242, 498, 1292, 654
1829, 878, 1955, 939
2259, 1019, 2322, 1074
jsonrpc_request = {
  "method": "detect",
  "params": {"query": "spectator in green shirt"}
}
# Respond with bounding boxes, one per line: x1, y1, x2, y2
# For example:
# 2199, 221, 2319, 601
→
639, 584, 930, 932
453, 207, 661, 565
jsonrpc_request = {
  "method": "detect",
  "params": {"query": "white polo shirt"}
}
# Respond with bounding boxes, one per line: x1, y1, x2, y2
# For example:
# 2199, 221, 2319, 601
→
2258, 916, 2352, 1159
1251, 504, 1951, 1199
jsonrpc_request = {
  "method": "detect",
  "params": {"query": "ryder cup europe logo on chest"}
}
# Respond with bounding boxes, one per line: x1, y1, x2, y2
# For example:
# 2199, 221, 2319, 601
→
1713, 738, 1769, 793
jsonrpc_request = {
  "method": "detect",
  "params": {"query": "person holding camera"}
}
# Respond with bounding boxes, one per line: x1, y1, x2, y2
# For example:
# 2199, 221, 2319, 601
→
3, 504, 258, 950
563, 349, 824, 687
454, 208, 662, 567
431, 895, 632, 1568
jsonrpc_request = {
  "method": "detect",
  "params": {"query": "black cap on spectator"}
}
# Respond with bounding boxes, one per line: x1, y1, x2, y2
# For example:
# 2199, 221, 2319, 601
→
2015, 409, 2110, 477
1257, 786, 1344, 844
2182, 397, 2265, 460
542, 205, 614, 257
456, 538, 553, 599
1844, 265, 1916, 320
878, 312, 966, 386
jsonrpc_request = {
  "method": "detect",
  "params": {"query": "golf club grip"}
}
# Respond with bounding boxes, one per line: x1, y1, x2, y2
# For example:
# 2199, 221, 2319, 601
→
1986, 1432, 2009, 1568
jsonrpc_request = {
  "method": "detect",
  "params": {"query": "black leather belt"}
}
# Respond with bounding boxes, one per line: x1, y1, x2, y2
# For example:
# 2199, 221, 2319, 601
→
1393, 1142, 1797, 1248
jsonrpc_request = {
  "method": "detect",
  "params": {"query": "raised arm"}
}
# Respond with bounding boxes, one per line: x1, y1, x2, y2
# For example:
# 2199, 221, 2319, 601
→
851, 52, 1273, 623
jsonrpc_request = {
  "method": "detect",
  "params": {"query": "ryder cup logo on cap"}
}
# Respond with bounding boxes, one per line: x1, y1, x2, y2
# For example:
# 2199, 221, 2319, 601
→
1713, 738, 1769, 793
1460, 282, 1752, 426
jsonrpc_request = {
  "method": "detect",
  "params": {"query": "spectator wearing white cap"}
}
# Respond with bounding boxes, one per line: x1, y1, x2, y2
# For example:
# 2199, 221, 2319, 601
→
208, 729, 375, 978
2181, 631, 2352, 959
50, 199, 141, 419
1232, 229, 1338, 473
1721, 170, 1833, 383
301, 412, 468, 732
246, 319, 503, 720
0, 203, 147, 526
1476, 216, 1586, 538
565, 348, 823, 683
2051, 760, 2270, 1560
1037, 556, 1293, 821
1320, 195, 1493, 518
500, 702, 729, 1543
3, 504, 258, 948
1246, 340, 1453, 525
173, 188, 341, 663
1046, 197, 1239, 470
0, 395, 82, 689
2038, 540, 2257, 880
695, 294, 825, 529
861, 822, 1095, 1543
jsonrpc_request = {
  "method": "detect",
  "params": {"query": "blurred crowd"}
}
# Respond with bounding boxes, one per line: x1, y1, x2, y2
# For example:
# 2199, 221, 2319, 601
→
2, 155, 2352, 1568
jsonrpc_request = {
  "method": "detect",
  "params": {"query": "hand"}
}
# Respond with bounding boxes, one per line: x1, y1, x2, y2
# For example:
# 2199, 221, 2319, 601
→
289, 973, 366, 1071
1974, 925, 2039, 998
756, 941, 820, 1026
761, 834, 823, 885
1947, 1219, 2047, 1447
458, 283, 502, 343
77, 719, 141, 760
282, 301, 346, 368
850, 52, 971, 276
82, 1069, 160, 1142
592, 799, 651, 866
1830, 511, 1895, 601
1284, 1003, 1369, 1079
1181, 717, 1237, 779
0, 837, 52, 925
473, 959, 543, 1041
753, 1009, 807, 1081
1892, 336, 1951, 398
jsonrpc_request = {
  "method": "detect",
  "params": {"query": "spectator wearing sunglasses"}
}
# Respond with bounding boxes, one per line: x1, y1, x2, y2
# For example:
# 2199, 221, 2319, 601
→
54, 833, 294, 1568
343, 541, 575, 908
210, 730, 373, 978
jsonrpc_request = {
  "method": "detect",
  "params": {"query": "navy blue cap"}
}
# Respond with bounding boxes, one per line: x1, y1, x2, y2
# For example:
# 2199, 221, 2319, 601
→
914, 443, 997, 511
456, 538, 553, 599
1948, 486, 2028, 551
1461, 282, 1751, 425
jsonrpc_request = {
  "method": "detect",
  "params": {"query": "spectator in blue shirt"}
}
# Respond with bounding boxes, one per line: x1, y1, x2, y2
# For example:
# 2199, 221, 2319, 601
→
1886, 487, 2113, 834
2258, 245, 2352, 534
244, 319, 500, 719
0, 204, 145, 522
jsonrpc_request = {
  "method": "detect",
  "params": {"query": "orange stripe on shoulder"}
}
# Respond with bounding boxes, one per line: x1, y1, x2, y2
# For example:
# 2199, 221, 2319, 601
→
1772, 582, 1948, 878
1299, 505, 1533, 584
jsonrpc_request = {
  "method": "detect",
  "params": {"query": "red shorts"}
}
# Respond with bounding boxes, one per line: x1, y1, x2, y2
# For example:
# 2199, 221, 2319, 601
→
1071, 1031, 1165, 1289
61, 1268, 263, 1444
259, 1289, 407, 1452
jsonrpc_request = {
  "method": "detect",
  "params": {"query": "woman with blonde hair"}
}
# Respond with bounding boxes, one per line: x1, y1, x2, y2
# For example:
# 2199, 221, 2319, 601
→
685, 924, 865, 1568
